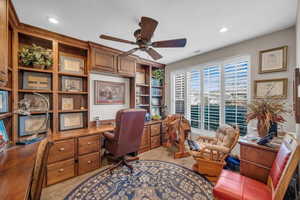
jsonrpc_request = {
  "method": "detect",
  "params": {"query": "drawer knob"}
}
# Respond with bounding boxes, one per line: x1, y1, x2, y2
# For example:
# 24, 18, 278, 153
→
87, 142, 92, 145
87, 160, 92, 164
59, 147, 65, 151
58, 168, 64, 172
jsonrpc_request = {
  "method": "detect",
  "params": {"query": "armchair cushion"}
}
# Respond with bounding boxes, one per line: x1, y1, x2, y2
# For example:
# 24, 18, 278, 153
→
213, 170, 272, 200
215, 124, 237, 148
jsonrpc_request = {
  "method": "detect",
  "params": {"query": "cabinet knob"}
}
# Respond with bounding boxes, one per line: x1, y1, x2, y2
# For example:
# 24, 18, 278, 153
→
58, 168, 64, 172
59, 147, 65, 151
87, 160, 92, 164
87, 142, 92, 145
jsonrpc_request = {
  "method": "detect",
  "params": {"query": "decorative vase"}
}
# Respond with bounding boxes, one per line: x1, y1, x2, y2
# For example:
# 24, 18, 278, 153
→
268, 121, 278, 137
257, 120, 268, 138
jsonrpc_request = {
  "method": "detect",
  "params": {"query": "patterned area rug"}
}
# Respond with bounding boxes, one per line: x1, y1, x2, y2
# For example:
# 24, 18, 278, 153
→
65, 160, 213, 200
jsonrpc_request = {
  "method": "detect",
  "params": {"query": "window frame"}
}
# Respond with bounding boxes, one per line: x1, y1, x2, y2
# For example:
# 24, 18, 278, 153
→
171, 55, 251, 135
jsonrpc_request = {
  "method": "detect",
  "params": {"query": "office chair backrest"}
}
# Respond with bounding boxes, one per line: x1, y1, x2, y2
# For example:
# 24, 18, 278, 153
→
113, 109, 146, 157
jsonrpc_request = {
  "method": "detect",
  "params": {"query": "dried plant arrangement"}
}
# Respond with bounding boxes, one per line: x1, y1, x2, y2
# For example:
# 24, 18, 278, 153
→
246, 96, 290, 137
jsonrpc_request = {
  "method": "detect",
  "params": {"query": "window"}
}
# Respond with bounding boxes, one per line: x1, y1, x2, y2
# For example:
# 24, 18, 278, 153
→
204, 66, 221, 131
174, 72, 185, 114
224, 60, 248, 135
187, 70, 201, 128
172, 57, 249, 135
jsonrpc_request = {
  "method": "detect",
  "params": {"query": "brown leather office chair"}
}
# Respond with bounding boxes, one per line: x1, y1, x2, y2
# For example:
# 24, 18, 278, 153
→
103, 109, 146, 173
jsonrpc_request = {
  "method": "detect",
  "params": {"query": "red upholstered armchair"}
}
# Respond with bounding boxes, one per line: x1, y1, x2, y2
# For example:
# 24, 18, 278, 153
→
213, 134, 300, 200
103, 109, 146, 173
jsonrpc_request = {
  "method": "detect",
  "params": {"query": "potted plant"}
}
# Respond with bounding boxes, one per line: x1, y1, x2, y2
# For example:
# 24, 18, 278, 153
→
152, 69, 164, 87
19, 44, 53, 69
246, 97, 290, 138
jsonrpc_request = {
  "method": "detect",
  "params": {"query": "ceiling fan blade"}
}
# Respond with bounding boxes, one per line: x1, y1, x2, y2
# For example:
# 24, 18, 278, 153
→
146, 48, 162, 60
140, 17, 158, 41
120, 48, 140, 57
152, 38, 187, 48
100, 34, 136, 45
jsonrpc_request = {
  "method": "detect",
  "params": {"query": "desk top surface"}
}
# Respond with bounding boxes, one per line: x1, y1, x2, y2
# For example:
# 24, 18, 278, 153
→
0, 143, 38, 200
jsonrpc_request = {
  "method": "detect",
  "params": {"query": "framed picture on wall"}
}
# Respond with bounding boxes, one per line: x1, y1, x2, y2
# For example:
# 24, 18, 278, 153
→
59, 53, 85, 74
19, 114, 49, 136
60, 112, 83, 131
61, 97, 74, 110
259, 46, 287, 74
61, 76, 83, 92
23, 72, 52, 90
254, 78, 288, 99
94, 80, 125, 105
0, 91, 8, 113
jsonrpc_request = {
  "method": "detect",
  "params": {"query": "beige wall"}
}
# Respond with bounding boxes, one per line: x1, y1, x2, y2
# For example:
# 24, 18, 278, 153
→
166, 27, 296, 133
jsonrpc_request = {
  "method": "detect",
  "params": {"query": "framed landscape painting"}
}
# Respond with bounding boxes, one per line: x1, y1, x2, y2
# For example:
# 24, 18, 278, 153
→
94, 80, 125, 105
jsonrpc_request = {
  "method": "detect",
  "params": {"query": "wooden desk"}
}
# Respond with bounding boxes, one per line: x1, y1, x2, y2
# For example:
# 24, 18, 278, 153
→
0, 143, 39, 200
239, 139, 279, 183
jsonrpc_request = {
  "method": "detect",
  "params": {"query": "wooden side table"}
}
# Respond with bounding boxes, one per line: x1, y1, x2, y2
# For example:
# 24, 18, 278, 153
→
239, 139, 279, 183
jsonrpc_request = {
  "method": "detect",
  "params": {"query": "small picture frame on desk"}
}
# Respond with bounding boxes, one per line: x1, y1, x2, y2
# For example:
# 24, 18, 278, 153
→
61, 76, 83, 92
19, 114, 49, 136
60, 112, 83, 131
0, 91, 9, 113
23, 72, 52, 90
59, 53, 85, 74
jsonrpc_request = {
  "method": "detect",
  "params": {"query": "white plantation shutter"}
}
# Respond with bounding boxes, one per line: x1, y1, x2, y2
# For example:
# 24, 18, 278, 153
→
187, 70, 201, 128
171, 56, 250, 134
203, 66, 221, 131
174, 72, 185, 114
224, 60, 249, 135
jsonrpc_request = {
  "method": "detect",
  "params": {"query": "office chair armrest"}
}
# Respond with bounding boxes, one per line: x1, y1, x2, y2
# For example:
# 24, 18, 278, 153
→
103, 131, 115, 141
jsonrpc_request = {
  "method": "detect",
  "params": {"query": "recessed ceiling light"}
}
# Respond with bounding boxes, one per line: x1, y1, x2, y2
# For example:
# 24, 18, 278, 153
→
219, 27, 228, 33
48, 17, 59, 24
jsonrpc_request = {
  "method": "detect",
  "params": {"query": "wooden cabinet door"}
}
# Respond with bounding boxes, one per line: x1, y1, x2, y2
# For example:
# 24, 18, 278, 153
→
140, 126, 150, 149
117, 56, 136, 77
91, 47, 116, 73
0, 0, 8, 86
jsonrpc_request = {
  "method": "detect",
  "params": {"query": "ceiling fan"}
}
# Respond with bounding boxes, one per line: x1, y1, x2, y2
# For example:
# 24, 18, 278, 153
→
99, 16, 187, 60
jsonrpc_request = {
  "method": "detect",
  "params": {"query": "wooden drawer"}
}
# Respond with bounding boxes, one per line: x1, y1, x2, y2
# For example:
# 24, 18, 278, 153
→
140, 126, 150, 149
78, 135, 100, 155
240, 145, 277, 168
78, 152, 100, 175
47, 159, 75, 185
48, 139, 75, 163
150, 123, 161, 136
151, 135, 161, 149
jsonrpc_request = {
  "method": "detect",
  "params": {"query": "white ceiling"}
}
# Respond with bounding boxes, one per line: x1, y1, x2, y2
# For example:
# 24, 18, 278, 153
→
12, 0, 297, 64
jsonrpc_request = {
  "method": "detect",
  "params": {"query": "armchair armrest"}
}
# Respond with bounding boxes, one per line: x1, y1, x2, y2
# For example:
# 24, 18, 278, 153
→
103, 131, 115, 141
191, 144, 230, 162
203, 144, 230, 153
196, 135, 217, 144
